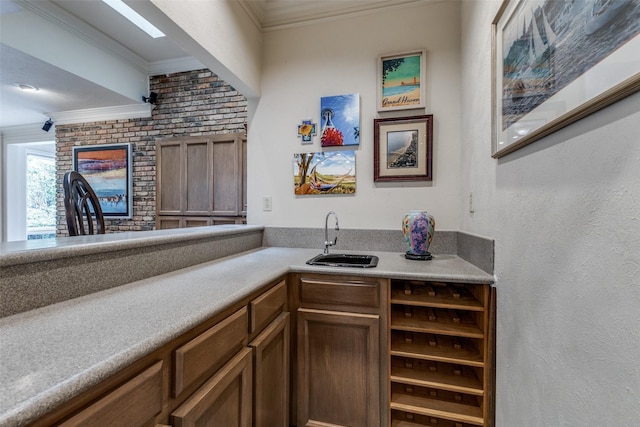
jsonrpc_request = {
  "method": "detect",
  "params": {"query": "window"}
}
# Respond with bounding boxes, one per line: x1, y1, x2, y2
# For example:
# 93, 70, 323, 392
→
26, 153, 56, 240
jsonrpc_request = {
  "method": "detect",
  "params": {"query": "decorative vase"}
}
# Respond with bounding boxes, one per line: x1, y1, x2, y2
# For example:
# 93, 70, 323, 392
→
402, 210, 435, 260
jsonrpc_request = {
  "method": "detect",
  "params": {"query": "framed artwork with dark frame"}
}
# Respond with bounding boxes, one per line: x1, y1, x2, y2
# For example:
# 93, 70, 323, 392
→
492, 0, 640, 158
374, 115, 433, 182
73, 143, 133, 218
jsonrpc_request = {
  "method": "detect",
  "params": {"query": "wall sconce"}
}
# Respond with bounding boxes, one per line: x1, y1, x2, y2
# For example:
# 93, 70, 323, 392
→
142, 92, 158, 105
42, 118, 53, 132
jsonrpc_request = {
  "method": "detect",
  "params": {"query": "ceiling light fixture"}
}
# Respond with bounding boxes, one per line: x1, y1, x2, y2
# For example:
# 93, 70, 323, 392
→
101, 0, 165, 38
16, 83, 39, 92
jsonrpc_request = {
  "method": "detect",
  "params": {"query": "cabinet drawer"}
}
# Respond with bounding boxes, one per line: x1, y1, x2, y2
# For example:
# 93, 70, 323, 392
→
171, 347, 253, 427
59, 361, 163, 427
250, 280, 287, 334
174, 307, 248, 397
299, 275, 381, 312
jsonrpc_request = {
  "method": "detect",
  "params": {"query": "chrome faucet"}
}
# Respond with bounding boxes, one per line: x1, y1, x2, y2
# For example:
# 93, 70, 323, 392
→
323, 211, 339, 254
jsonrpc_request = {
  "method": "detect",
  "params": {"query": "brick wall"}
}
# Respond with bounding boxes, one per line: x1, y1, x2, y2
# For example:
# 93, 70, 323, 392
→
56, 69, 247, 235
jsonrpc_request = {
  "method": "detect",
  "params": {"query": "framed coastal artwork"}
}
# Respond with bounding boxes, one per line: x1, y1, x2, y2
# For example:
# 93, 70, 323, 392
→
320, 94, 360, 147
492, 0, 640, 158
377, 49, 426, 112
73, 143, 133, 218
294, 150, 356, 195
373, 115, 433, 182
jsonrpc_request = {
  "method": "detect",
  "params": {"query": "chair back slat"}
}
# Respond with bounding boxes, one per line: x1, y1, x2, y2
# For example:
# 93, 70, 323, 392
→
63, 171, 105, 236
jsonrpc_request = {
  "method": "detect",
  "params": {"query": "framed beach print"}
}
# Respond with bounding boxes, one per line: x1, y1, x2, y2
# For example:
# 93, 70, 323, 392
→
492, 0, 640, 158
374, 115, 432, 182
73, 143, 133, 218
377, 49, 426, 112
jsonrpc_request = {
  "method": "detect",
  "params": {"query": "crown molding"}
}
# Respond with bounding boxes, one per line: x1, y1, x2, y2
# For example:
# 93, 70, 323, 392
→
0, 124, 56, 144
50, 104, 153, 126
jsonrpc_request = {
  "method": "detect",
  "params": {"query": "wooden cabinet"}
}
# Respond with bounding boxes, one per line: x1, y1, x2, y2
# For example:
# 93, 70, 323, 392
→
173, 307, 248, 399
388, 280, 495, 427
171, 279, 290, 427
156, 134, 246, 229
249, 279, 290, 427
171, 347, 253, 427
250, 312, 290, 427
292, 274, 387, 427
58, 361, 163, 427
32, 278, 289, 427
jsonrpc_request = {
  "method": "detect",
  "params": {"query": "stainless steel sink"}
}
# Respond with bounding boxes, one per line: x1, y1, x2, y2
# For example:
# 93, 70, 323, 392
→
306, 253, 379, 268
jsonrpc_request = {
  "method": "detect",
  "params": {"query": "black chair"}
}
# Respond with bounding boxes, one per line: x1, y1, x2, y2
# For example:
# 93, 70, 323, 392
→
63, 171, 105, 236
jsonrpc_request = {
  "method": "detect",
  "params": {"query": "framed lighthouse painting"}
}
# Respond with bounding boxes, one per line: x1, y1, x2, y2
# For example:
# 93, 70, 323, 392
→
492, 0, 640, 158
377, 49, 426, 112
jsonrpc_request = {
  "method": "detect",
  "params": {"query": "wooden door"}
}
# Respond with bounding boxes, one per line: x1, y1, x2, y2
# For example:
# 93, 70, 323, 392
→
250, 312, 290, 427
171, 347, 253, 427
297, 308, 380, 427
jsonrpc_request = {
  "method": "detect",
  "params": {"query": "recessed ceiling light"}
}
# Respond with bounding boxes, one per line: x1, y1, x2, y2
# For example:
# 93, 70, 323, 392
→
15, 83, 39, 91
102, 0, 165, 38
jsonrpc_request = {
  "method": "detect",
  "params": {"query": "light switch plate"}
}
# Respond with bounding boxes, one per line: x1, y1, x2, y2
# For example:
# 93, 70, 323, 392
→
262, 196, 272, 211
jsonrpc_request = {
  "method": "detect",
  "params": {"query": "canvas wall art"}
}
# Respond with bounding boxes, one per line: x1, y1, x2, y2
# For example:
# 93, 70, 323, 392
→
73, 143, 133, 218
320, 94, 360, 147
293, 150, 356, 195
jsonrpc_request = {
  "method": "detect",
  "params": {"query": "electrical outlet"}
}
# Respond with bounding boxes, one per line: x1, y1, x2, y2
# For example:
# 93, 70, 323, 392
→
262, 196, 272, 212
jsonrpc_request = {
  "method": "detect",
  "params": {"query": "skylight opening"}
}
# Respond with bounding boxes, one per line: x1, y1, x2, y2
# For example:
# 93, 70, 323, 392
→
102, 0, 165, 38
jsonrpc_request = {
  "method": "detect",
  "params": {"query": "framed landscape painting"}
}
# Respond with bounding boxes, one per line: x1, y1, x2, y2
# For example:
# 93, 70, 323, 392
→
377, 49, 426, 112
294, 150, 356, 195
73, 143, 133, 218
374, 115, 432, 182
492, 0, 640, 158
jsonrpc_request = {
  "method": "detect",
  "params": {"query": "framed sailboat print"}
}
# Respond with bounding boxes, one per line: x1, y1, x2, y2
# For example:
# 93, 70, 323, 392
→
492, 0, 640, 158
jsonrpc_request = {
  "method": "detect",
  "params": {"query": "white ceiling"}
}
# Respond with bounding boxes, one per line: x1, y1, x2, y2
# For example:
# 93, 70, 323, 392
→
0, 0, 431, 129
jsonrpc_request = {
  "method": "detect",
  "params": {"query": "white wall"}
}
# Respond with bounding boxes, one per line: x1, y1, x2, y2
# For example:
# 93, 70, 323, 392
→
138, 0, 263, 98
460, 1, 640, 425
247, 1, 462, 230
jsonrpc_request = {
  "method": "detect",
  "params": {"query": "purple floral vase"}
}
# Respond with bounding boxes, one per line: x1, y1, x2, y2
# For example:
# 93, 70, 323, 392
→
402, 210, 435, 256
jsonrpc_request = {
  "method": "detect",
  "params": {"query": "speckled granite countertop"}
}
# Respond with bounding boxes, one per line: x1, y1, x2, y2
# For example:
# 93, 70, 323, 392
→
0, 246, 493, 426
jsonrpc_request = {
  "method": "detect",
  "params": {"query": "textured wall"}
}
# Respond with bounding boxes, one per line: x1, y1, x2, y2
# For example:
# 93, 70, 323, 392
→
460, 1, 640, 425
56, 69, 247, 235
248, 1, 462, 230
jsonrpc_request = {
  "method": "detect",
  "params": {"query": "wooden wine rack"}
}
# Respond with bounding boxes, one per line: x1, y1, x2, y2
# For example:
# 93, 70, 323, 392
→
389, 280, 495, 427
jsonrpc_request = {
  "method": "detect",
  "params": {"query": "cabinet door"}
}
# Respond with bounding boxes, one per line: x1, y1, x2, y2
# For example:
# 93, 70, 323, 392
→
59, 361, 163, 427
184, 139, 212, 216
171, 347, 253, 427
250, 312, 290, 427
297, 308, 380, 427
211, 135, 241, 216
156, 140, 183, 215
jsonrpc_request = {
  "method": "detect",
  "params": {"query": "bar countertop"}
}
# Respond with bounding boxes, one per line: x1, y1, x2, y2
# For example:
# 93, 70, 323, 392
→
0, 236, 493, 426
